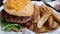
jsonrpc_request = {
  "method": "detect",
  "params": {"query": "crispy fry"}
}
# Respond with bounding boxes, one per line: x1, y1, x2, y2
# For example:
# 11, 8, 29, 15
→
52, 21, 58, 29
32, 3, 59, 33
38, 26, 52, 33
52, 12, 60, 24
37, 11, 52, 29
37, 4, 52, 29
33, 3, 40, 23
42, 4, 53, 13
39, 26, 46, 32
48, 16, 54, 28
41, 4, 54, 26
48, 16, 58, 29
40, 6, 45, 16
40, 6, 53, 29
33, 3, 41, 34
44, 22, 52, 32
29, 25, 33, 31
39, 7, 52, 32
33, 23, 38, 33
42, 4, 60, 23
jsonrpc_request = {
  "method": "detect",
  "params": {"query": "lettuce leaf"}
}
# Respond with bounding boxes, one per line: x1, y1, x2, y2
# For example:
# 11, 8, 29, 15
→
0, 18, 23, 32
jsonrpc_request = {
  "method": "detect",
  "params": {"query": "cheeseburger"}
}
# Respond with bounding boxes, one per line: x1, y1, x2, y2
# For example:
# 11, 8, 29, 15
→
1, 0, 34, 31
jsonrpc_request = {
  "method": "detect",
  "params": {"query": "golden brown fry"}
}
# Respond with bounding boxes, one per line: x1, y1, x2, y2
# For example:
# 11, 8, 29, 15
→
39, 21, 52, 32
42, 4, 60, 24
37, 4, 52, 29
39, 26, 46, 32
38, 26, 52, 32
39, 7, 52, 32
33, 23, 38, 33
32, 3, 59, 33
41, 4, 54, 25
33, 3, 40, 23
48, 16, 54, 28
29, 25, 33, 31
37, 11, 52, 29
52, 12, 60, 23
42, 4, 48, 12
33, 3, 41, 34
42, 4, 53, 13
48, 16, 58, 29
52, 21, 58, 29
43, 21, 52, 32
40, 6, 45, 16
41, 4, 53, 28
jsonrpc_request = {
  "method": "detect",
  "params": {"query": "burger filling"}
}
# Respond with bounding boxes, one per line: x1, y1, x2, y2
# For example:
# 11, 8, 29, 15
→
1, 9, 33, 31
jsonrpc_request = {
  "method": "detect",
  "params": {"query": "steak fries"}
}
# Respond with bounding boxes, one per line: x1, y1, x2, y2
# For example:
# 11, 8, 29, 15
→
32, 3, 60, 33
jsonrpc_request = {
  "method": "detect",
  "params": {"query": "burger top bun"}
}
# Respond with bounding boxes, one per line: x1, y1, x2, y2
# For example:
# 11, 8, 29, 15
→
4, 0, 34, 16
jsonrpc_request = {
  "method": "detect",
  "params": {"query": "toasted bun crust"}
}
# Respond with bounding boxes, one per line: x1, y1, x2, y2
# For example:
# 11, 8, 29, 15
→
4, 1, 34, 16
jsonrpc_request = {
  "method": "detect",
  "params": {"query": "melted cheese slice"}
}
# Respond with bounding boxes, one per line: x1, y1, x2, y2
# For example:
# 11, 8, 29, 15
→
6, 0, 29, 11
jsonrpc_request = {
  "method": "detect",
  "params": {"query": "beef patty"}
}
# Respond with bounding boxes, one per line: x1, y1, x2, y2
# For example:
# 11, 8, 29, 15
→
1, 9, 33, 28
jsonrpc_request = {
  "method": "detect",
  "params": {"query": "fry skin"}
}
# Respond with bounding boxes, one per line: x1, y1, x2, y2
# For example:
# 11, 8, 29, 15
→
37, 11, 52, 29
33, 3, 40, 34
32, 3, 59, 33
37, 4, 52, 29
40, 6, 45, 16
48, 16, 54, 28
48, 16, 58, 29
33, 3, 40, 23
42, 4, 60, 24
44, 22, 52, 32
52, 12, 60, 24
42, 4, 53, 13
52, 21, 58, 29
39, 26, 46, 32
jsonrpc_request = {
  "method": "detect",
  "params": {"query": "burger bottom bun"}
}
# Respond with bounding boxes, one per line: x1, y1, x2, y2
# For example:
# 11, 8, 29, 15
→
4, 1, 34, 16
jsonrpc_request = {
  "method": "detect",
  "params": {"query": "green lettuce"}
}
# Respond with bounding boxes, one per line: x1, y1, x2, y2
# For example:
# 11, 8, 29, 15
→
0, 18, 23, 32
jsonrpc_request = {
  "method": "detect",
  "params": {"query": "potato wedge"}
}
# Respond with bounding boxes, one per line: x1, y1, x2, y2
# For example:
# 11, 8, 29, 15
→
48, 16, 58, 29
33, 3, 40, 23
37, 11, 52, 29
33, 23, 38, 33
48, 16, 54, 28
29, 25, 33, 30
37, 4, 52, 29
42, 4, 53, 13
33, 3, 41, 34
52, 12, 60, 24
52, 21, 58, 29
39, 26, 46, 32
40, 6, 45, 16
44, 22, 52, 32
42, 4, 60, 24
